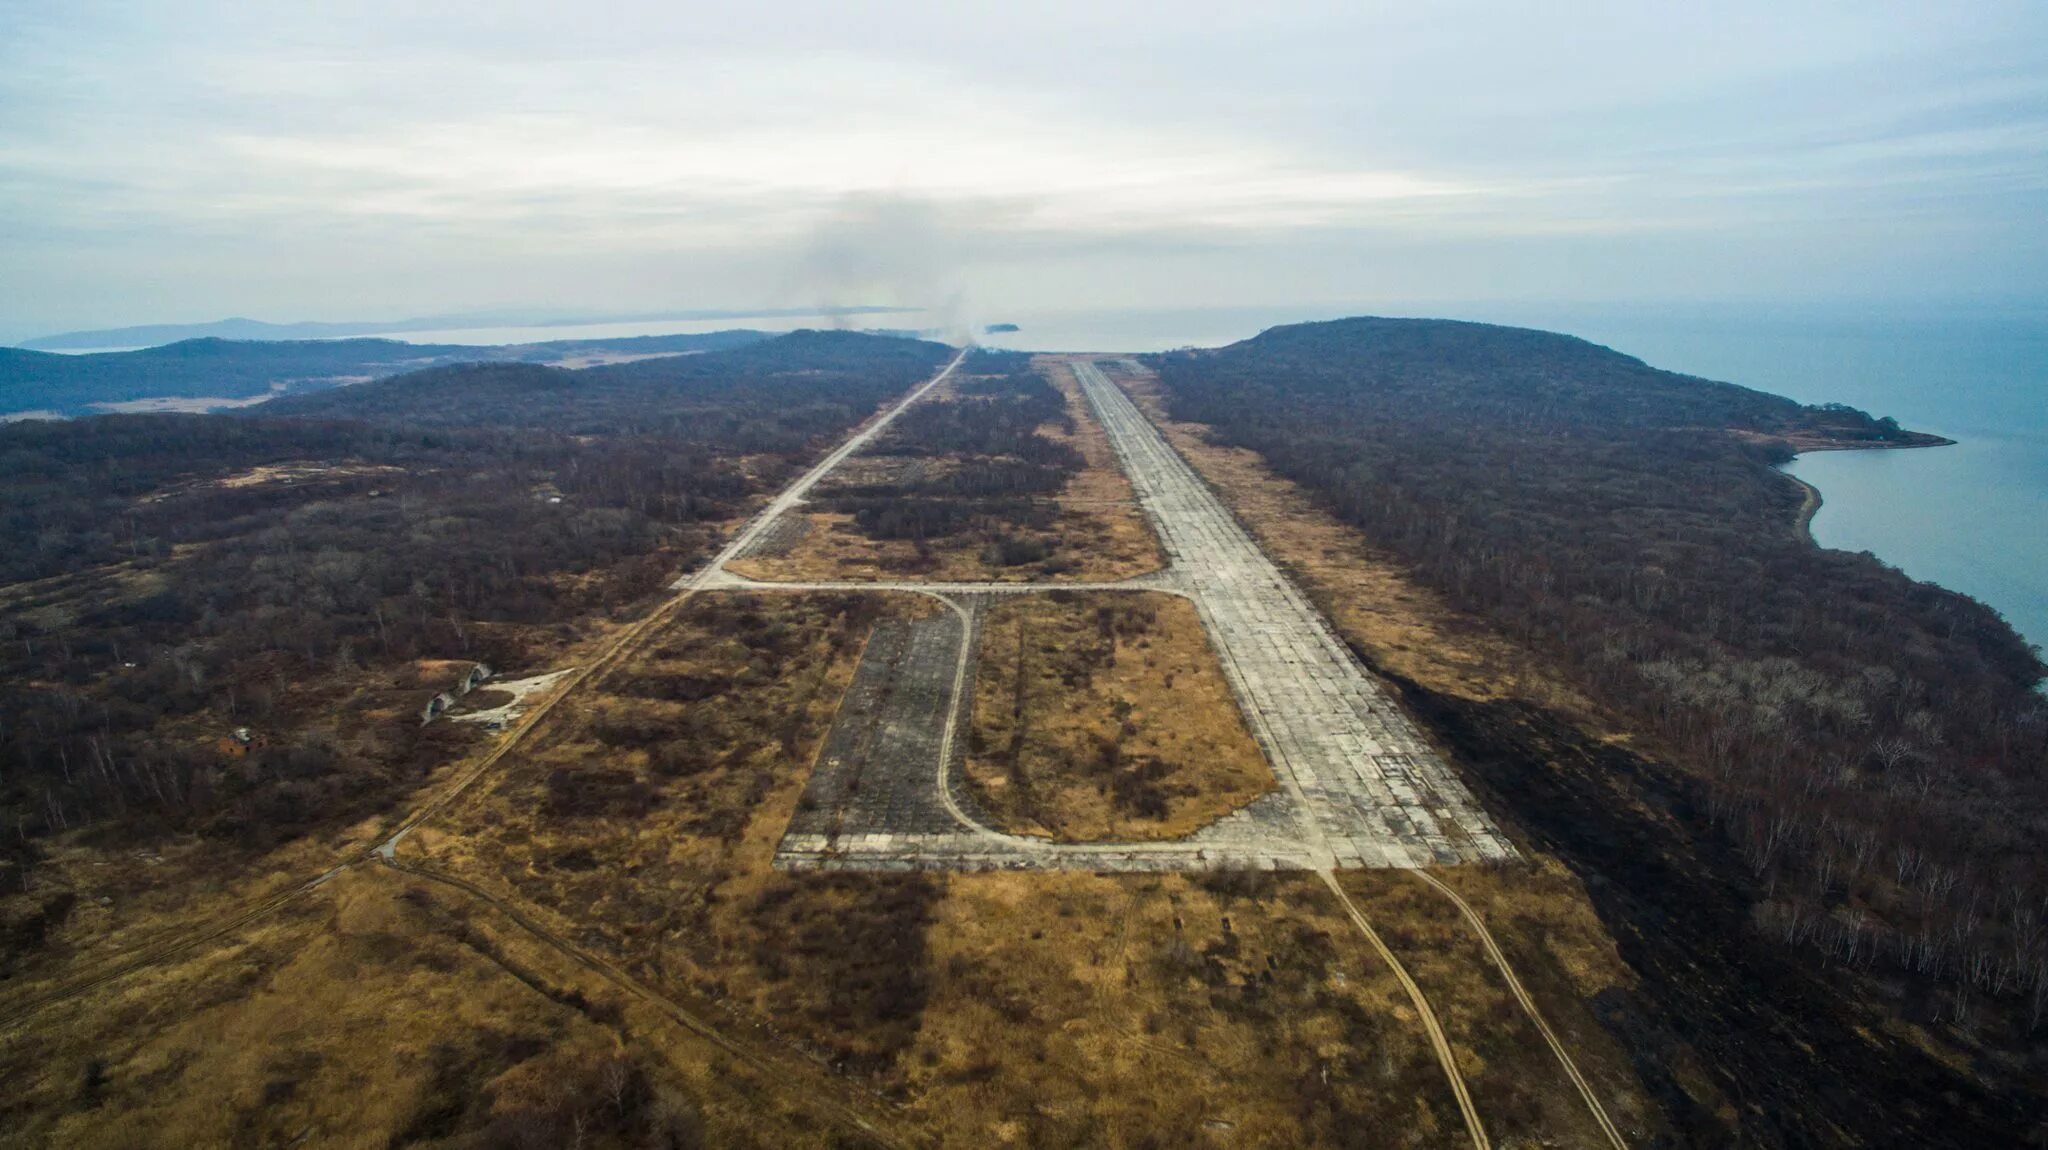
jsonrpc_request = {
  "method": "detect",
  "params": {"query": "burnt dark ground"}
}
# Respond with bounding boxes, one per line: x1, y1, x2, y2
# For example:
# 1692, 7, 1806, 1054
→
1369, 656, 2047, 1149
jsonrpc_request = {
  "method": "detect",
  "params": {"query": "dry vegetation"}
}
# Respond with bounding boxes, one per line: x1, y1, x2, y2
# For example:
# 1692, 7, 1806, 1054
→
1101, 357, 1693, 1135
1105, 354, 2042, 1146
1336, 865, 1677, 1146
964, 591, 1274, 841
0, 863, 882, 1149
1145, 322, 2048, 1115
1, 572, 1668, 1148
1035, 357, 1164, 576
728, 357, 1161, 584
3, 342, 1810, 1147
901, 870, 1472, 1147
0, 601, 649, 1009
413, 591, 935, 1076
1113, 363, 1583, 711
14, 336, 1693, 1148
397, 587, 1652, 1147
1, 335, 958, 1012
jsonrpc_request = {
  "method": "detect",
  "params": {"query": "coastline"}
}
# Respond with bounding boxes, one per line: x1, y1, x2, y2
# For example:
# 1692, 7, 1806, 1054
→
1787, 433, 2047, 676
1786, 471, 1824, 542
1779, 429, 1952, 544
1781, 432, 1956, 452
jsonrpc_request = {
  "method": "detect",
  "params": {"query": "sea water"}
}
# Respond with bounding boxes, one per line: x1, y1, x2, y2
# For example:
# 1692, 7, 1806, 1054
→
279, 300, 2046, 657
981, 303, 2048, 659
1504, 304, 2047, 660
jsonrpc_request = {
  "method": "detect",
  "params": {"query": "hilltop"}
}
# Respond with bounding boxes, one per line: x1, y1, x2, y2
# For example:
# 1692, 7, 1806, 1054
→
0, 330, 773, 417
14, 307, 918, 351
0, 317, 2038, 1148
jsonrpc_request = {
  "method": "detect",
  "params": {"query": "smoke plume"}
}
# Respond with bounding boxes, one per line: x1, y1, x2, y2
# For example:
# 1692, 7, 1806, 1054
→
783, 193, 977, 342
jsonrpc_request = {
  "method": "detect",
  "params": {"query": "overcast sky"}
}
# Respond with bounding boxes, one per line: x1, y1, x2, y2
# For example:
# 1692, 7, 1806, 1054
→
2, 1, 2044, 338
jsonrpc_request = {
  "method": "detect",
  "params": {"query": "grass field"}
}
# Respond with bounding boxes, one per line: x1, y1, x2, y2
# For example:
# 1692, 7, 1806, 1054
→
727, 360, 1162, 585
0, 358, 1694, 1148
963, 591, 1275, 842
0, 862, 881, 1149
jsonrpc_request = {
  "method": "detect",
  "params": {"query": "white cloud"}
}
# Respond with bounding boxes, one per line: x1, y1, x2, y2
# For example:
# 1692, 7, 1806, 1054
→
0, 1, 2043, 330
9, 50, 1512, 244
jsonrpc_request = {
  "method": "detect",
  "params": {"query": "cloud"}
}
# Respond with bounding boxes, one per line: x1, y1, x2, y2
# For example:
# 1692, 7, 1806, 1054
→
37, 49, 1504, 245
0, 2, 2043, 330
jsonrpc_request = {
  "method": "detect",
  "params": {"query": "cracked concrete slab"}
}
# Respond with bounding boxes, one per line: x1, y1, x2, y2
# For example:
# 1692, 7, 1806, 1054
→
1071, 359, 1513, 868
764, 355, 1515, 872
731, 513, 811, 561
785, 610, 982, 844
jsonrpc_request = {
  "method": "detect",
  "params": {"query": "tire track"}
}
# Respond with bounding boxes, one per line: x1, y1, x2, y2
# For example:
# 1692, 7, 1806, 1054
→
0, 881, 316, 1031
1411, 869, 1629, 1149
377, 858, 910, 1150
1317, 869, 1492, 1150
0, 351, 969, 1032
1105, 355, 1616, 1147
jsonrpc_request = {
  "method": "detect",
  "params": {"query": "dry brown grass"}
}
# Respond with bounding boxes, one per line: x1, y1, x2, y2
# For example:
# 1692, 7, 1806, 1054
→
964, 591, 1274, 841
727, 503, 1158, 584
729, 360, 1162, 585
397, 588, 1575, 1146
210, 462, 405, 490
1114, 364, 1588, 710
0, 589, 923, 1148
1105, 357, 1679, 1143
902, 870, 1474, 1147
0, 593, 656, 1008
1337, 865, 1667, 1147
1036, 356, 1163, 571
412, 591, 942, 1078
0, 352, 1697, 1147
0, 865, 875, 1149
0, 572, 1674, 1148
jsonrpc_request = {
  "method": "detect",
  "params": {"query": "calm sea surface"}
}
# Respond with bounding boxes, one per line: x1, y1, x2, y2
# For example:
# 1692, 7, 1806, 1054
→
1487, 305, 2047, 660
334, 302, 2046, 656
983, 303, 2048, 657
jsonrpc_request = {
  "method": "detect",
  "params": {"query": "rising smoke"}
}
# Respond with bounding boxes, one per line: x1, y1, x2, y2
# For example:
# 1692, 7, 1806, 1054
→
782, 192, 978, 342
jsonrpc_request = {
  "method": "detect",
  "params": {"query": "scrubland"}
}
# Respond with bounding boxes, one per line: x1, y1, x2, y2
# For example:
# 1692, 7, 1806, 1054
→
963, 591, 1273, 841
10, 325, 2026, 1147
728, 353, 1160, 584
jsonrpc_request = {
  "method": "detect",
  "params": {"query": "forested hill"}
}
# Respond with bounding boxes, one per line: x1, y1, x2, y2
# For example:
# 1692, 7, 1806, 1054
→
0, 329, 772, 416
0, 338, 470, 415
259, 330, 953, 440
1183, 316, 1926, 441
1150, 316, 2047, 1145
0, 327, 950, 894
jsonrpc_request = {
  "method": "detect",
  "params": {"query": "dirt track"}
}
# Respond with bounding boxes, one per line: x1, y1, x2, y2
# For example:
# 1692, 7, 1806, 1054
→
757, 358, 1513, 874
0, 346, 1630, 1149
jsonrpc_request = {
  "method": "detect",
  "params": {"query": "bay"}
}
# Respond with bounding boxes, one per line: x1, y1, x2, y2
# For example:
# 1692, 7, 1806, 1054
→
180, 299, 2042, 656
984, 302, 2048, 657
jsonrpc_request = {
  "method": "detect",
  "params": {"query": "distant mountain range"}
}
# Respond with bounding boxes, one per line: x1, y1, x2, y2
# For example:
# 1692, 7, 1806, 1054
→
0, 330, 777, 417
16, 307, 920, 351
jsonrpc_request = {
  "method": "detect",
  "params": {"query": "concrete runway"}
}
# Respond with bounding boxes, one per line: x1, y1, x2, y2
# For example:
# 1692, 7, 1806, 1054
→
747, 355, 1513, 871
1067, 359, 1512, 868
